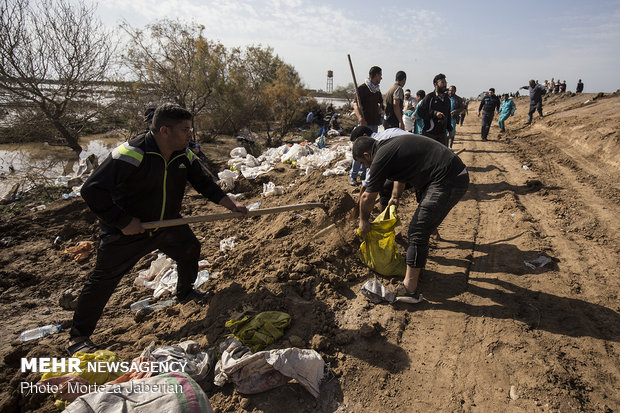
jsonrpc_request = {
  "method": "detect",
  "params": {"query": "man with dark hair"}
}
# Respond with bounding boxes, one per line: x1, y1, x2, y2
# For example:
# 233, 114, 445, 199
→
383, 71, 407, 130
353, 133, 469, 298
520, 79, 546, 124
404, 89, 415, 111
350, 125, 414, 209
447, 85, 465, 148
498, 94, 516, 132
412, 89, 426, 134
416, 73, 452, 147
576, 79, 584, 93
67, 103, 248, 355
350, 66, 384, 185
477, 88, 500, 141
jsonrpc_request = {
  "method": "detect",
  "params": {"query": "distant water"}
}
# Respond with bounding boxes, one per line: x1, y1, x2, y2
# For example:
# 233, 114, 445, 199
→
0, 136, 122, 195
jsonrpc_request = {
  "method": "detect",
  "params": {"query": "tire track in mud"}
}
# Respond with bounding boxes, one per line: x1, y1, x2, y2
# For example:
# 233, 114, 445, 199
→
455, 115, 620, 412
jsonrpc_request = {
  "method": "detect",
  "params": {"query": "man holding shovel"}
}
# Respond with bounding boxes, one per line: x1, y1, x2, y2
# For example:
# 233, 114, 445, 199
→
67, 103, 247, 355
353, 134, 469, 298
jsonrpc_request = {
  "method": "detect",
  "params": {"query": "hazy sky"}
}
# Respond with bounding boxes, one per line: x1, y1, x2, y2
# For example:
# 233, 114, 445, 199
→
88, 0, 620, 98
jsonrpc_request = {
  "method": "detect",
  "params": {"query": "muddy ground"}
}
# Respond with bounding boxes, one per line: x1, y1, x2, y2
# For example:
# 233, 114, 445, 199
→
0, 92, 618, 412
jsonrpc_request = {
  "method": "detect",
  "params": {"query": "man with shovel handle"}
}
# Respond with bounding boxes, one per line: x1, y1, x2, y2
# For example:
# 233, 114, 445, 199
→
67, 103, 247, 355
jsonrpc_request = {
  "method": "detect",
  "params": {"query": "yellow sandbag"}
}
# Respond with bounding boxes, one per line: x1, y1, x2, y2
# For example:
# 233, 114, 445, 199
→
357, 205, 406, 276
41, 349, 123, 385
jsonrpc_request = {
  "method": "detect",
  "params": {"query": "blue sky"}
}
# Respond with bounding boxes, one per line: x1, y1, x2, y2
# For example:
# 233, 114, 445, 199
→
89, 0, 620, 98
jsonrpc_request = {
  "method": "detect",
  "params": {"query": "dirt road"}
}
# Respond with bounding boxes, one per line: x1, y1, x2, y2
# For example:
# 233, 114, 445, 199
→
0, 92, 618, 412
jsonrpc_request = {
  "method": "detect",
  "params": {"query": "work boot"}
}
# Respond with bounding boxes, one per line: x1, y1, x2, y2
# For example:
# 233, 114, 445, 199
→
177, 289, 209, 304
348, 176, 357, 186
525, 115, 532, 125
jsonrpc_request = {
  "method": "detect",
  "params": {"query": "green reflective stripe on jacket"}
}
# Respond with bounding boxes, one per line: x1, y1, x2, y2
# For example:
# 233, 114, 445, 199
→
112, 143, 144, 167
186, 149, 196, 164
144, 152, 188, 226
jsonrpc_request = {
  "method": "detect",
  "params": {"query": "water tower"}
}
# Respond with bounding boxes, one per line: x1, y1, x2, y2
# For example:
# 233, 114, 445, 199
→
326, 70, 333, 94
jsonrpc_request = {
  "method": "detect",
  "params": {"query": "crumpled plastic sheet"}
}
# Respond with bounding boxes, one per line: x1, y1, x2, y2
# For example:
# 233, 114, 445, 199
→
524, 255, 553, 269
151, 340, 215, 381
214, 338, 325, 398
361, 279, 423, 304
281, 143, 310, 163
134, 253, 211, 298
217, 170, 239, 192
262, 182, 284, 197
296, 145, 349, 175
220, 236, 237, 251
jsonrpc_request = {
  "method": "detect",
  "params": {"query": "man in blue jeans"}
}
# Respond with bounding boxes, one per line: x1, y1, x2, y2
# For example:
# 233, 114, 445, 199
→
354, 134, 469, 298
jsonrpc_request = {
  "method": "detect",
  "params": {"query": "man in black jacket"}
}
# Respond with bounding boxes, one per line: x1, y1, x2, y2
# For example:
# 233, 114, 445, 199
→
67, 104, 248, 354
478, 88, 500, 141
416, 73, 452, 147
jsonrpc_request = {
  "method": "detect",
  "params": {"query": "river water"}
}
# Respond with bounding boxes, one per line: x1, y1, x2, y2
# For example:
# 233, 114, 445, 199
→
0, 136, 122, 196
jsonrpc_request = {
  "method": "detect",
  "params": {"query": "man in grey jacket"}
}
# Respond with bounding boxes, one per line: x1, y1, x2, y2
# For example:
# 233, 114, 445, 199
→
520, 80, 546, 124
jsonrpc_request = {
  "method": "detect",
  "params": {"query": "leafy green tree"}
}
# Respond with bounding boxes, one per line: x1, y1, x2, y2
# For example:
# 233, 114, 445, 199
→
121, 20, 227, 133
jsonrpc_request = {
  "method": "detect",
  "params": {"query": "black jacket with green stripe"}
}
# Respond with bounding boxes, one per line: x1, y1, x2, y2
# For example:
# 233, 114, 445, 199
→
81, 131, 226, 234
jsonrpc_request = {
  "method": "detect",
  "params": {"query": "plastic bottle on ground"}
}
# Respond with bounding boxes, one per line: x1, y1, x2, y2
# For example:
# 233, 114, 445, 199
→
20, 324, 62, 342
130, 298, 151, 312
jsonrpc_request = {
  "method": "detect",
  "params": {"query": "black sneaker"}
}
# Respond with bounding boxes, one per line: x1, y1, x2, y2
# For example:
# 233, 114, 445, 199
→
177, 290, 209, 304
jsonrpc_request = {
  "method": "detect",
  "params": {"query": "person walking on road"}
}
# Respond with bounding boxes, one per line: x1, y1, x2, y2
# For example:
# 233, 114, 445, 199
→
67, 104, 248, 355
478, 88, 500, 141
447, 85, 465, 148
416, 73, 452, 147
498, 94, 516, 132
520, 79, 546, 125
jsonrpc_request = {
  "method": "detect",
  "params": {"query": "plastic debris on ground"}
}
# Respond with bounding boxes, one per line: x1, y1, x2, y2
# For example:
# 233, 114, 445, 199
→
226, 192, 245, 200
524, 255, 553, 269
61, 241, 95, 262
151, 340, 215, 381
361, 279, 423, 304
134, 253, 178, 298
220, 236, 237, 251
262, 181, 284, 197
357, 205, 406, 277
522, 164, 530, 170
225, 311, 291, 352
0, 183, 21, 204
217, 169, 239, 192
247, 201, 261, 211
194, 269, 210, 289
63, 372, 214, 413
214, 338, 325, 398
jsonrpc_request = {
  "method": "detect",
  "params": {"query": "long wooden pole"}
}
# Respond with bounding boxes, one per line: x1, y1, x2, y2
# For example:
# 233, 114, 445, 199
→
142, 202, 325, 229
347, 54, 365, 123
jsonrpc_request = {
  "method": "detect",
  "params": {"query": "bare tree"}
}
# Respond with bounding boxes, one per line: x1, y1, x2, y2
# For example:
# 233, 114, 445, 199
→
0, 0, 114, 153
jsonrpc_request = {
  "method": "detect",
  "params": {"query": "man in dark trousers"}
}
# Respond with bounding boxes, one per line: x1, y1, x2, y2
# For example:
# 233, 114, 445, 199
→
353, 134, 469, 298
350, 66, 384, 185
576, 79, 584, 93
416, 73, 452, 147
383, 70, 407, 130
67, 103, 248, 355
520, 79, 546, 124
477, 88, 501, 141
